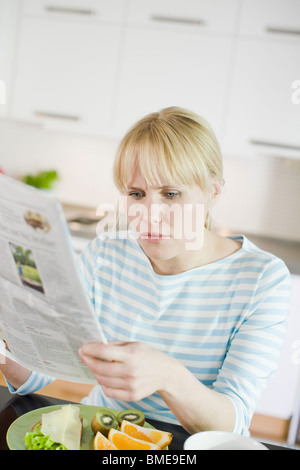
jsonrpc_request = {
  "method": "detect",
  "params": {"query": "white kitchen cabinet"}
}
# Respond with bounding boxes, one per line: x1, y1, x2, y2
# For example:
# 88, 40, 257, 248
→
222, 0, 300, 159
223, 38, 300, 158
113, 0, 240, 139
0, 0, 20, 118
239, 0, 300, 38
11, 17, 122, 136
127, 0, 240, 34
21, 0, 126, 23
114, 27, 234, 140
7, 0, 300, 150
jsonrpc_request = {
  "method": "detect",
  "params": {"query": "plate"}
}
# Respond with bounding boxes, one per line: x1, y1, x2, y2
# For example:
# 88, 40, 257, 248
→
6, 404, 154, 450
184, 431, 268, 450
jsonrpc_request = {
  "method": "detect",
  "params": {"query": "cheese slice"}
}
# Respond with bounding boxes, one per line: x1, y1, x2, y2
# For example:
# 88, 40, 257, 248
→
41, 405, 81, 450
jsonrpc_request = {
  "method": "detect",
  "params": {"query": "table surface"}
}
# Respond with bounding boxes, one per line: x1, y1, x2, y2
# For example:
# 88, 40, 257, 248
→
0, 386, 297, 451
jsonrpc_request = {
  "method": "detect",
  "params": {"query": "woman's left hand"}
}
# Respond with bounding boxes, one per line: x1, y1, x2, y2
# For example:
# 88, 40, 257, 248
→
79, 341, 236, 434
79, 341, 175, 402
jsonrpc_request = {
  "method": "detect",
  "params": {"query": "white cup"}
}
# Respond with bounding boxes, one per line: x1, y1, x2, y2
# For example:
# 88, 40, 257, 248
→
184, 431, 268, 450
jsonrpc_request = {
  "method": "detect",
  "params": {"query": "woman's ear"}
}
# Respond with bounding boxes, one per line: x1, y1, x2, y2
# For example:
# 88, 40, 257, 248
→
208, 177, 224, 208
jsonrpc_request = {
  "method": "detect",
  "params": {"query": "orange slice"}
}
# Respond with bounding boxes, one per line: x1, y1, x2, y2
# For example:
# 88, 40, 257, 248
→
120, 420, 173, 449
94, 431, 117, 450
108, 428, 160, 450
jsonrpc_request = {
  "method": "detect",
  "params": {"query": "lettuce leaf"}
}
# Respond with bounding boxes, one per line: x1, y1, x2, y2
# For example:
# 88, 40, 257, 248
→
24, 425, 68, 450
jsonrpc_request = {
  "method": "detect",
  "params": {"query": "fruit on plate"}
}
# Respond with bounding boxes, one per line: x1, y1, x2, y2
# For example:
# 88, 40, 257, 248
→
108, 428, 160, 450
91, 406, 173, 450
116, 408, 145, 426
91, 408, 119, 437
94, 431, 117, 450
120, 420, 172, 449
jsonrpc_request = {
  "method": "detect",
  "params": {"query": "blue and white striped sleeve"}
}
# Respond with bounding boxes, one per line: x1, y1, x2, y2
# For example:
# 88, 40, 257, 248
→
79, 236, 103, 306
213, 257, 291, 435
5, 370, 55, 395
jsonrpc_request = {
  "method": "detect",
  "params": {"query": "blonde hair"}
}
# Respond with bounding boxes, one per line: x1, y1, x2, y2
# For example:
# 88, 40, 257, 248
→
113, 107, 224, 230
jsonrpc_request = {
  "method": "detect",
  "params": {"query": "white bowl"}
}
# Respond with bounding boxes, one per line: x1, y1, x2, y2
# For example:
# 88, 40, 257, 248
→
184, 431, 268, 450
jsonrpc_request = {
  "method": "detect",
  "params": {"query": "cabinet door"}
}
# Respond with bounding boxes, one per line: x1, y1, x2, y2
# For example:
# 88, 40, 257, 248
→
0, 0, 20, 118
127, 0, 240, 34
223, 39, 300, 158
11, 17, 121, 137
239, 0, 300, 38
22, 0, 126, 23
114, 28, 234, 140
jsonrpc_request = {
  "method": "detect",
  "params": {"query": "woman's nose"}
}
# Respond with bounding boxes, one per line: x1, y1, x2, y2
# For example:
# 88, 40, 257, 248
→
142, 195, 163, 224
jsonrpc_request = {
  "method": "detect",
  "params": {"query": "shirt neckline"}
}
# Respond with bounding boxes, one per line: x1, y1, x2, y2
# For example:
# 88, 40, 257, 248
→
133, 234, 246, 280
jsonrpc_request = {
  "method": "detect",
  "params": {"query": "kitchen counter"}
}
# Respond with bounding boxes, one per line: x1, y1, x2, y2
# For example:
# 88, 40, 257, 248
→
63, 202, 102, 239
238, 232, 300, 276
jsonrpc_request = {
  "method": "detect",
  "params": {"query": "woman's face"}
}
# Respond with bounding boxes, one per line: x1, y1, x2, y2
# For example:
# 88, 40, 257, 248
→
124, 167, 211, 269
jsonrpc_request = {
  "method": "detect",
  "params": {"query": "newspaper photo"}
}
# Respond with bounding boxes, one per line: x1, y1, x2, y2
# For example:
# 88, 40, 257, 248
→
0, 174, 107, 384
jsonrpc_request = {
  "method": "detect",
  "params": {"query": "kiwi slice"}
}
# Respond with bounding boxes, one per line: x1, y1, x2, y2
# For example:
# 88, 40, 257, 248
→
91, 408, 119, 437
117, 408, 145, 426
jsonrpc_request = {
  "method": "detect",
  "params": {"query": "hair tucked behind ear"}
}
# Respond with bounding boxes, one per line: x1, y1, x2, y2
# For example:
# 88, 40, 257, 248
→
205, 210, 214, 232
114, 107, 224, 230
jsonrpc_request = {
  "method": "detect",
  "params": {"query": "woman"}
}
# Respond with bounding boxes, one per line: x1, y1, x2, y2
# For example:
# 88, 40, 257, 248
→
1, 107, 290, 435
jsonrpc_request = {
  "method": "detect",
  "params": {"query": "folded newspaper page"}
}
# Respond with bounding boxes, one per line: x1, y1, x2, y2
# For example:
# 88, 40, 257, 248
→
0, 174, 107, 384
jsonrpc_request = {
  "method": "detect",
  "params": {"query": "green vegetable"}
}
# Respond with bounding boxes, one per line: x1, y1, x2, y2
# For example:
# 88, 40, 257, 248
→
22, 170, 59, 190
24, 424, 67, 450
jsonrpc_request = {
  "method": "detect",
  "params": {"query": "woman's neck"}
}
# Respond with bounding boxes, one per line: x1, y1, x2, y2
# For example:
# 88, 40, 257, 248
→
148, 230, 242, 276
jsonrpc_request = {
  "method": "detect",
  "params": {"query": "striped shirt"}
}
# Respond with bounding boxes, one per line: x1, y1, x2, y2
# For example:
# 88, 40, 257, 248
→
7, 233, 291, 435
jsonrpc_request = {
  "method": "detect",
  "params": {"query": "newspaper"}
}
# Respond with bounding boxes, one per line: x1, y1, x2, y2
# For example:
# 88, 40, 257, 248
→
0, 174, 107, 384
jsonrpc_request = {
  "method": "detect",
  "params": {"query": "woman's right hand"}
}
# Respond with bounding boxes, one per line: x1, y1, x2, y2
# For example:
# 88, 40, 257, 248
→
0, 354, 31, 390
0, 353, 6, 366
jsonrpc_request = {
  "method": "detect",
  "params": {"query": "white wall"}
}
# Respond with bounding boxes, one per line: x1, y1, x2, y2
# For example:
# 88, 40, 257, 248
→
254, 274, 300, 420
213, 153, 300, 241
0, 0, 20, 118
0, 119, 120, 207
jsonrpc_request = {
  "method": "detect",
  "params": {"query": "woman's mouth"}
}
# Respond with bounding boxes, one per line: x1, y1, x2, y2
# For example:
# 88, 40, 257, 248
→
140, 232, 170, 241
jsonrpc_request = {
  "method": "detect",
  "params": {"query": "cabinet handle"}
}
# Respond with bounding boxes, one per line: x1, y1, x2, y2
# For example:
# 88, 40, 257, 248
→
45, 6, 96, 16
250, 139, 300, 152
150, 15, 206, 27
34, 111, 81, 122
266, 26, 300, 37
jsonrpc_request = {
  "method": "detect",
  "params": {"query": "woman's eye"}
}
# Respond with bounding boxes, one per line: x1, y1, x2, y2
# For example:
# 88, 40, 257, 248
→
164, 191, 180, 199
128, 192, 144, 200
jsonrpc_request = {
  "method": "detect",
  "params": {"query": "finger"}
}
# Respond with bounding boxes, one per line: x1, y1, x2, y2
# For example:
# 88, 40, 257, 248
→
80, 353, 135, 393
94, 373, 128, 390
79, 341, 128, 363
101, 385, 139, 402
79, 351, 126, 378
0, 355, 6, 365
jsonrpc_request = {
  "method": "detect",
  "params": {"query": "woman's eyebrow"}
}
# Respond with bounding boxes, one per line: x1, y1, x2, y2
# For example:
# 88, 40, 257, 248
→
127, 186, 145, 190
127, 185, 181, 191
